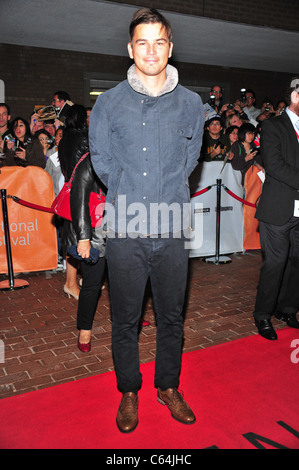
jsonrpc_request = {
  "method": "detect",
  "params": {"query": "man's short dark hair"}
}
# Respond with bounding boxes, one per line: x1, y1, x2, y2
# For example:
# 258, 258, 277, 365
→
129, 8, 173, 42
210, 85, 223, 93
54, 91, 70, 102
205, 116, 223, 129
246, 89, 256, 99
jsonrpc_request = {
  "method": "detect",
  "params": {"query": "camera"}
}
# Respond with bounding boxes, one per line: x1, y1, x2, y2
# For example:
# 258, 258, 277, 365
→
15, 139, 27, 152
240, 88, 247, 103
209, 95, 216, 108
265, 103, 271, 112
227, 103, 234, 110
4, 134, 13, 141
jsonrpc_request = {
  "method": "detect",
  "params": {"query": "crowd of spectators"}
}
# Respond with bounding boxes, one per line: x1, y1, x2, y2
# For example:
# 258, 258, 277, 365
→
0, 92, 86, 273
1, 86, 287, 175
0, 85, 289, 266
199, 84, 288, 250
201, 84, 287, 168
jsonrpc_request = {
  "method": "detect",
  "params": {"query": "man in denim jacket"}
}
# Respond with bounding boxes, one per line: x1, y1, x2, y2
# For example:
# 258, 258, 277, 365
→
90, 8, 204, 433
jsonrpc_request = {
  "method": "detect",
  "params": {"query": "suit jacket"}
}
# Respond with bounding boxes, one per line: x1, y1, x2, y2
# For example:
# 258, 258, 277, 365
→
255, 112, 299, 225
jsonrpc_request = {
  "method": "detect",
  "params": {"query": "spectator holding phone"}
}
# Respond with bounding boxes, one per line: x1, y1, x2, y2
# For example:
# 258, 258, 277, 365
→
4, 117, 45, 168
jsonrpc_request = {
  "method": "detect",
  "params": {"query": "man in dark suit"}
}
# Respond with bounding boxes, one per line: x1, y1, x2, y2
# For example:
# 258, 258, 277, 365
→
254, 78, 299, 340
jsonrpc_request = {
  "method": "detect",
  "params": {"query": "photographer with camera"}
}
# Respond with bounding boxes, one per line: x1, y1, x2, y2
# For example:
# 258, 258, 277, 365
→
34, 129, 55, 162
4, 117, 46, 168
201, 116, 230, 162
29, 111, 44, 135
242, 89, 261, 121
209, 85, 223, 111
52, 91, 73, 129
256, 98, 276, 123
203, 85, 223, 121
219, 100, 251, 121
274, 100, 287, 116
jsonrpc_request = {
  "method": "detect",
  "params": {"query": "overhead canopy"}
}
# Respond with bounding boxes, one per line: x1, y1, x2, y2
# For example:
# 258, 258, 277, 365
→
1, 0, 299, 74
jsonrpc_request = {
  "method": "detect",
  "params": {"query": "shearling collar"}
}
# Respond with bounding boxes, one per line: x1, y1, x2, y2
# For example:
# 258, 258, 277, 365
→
127, 64, 179, 97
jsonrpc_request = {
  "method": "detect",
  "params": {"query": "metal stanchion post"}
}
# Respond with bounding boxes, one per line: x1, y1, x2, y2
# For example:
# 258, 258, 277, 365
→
0, 189, 29, 290
204, 179, 232, 265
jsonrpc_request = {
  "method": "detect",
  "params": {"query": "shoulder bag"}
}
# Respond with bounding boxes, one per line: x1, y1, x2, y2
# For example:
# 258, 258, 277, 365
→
51, 152, 105, 228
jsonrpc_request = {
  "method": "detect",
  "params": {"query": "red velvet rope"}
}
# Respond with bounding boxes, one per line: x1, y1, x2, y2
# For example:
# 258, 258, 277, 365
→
222, 186, 256, 208
10, 196, 54, 213
190, 186, 212, 198
10, 183, 256, 213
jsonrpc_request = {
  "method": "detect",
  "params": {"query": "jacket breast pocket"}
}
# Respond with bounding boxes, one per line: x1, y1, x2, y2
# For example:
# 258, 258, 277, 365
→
165, 122, 193, 161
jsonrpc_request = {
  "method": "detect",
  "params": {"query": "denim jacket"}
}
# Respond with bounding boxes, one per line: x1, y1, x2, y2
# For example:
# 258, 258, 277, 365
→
89, 64, 205, 237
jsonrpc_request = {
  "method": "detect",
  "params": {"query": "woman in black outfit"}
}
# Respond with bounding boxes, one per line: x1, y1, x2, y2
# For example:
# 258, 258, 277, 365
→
58, 104, 106, 352
230, 122, 263, 183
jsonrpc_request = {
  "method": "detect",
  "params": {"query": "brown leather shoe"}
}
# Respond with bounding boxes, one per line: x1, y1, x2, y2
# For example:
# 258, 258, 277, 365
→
157, 388, 196, 424
116, 392, 138, 433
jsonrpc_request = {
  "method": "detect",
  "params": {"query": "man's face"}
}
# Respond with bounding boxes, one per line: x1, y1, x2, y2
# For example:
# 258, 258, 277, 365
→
32, 120, 44, 134
127, 23, 173, 81
245, 92, 255, 108
0, 106, 10, 130
210, 86, 222, 101
290, 91, 299, 116
277, 101, 286, 113
208, 120, 222, 136
44, 123, 56, 136
52, 95, 65, 110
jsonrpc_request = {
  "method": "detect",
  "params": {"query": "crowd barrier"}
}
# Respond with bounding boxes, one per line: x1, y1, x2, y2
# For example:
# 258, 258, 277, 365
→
0, 167, 58, 282
189, 161, 260, 259
0, 161, 261, 287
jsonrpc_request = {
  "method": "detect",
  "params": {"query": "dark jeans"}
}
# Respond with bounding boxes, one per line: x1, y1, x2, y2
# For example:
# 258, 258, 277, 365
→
254, 217, 299, 320
77, 256, 106, 330
106, 236, 190, 393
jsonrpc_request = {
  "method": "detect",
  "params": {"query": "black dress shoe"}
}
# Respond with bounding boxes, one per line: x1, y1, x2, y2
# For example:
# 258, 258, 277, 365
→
255, 319, 278, 340
274, 311, 299, 329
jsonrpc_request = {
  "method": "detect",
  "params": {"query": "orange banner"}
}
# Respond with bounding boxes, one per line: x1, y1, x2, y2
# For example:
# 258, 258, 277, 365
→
0, 166, 57, 273
243, 166, 261, 250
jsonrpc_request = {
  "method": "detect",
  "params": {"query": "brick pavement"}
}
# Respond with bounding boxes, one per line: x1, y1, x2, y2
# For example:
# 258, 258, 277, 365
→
0, 250, 285, 399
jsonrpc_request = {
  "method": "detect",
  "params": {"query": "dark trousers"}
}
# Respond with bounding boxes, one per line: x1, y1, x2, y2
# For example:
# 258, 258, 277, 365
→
106, 236, 190, 394
77, 256, 106, 330
254, 217, 299, 320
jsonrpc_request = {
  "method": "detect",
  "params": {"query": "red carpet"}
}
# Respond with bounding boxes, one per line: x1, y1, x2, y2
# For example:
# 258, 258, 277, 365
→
0, 328, 299, 449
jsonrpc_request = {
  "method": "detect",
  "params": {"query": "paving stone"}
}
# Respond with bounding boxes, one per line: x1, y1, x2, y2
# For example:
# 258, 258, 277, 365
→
0, 250, 285, 398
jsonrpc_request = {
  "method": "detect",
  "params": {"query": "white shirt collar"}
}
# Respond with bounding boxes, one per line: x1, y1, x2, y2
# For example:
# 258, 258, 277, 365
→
286, 107, 299, 127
